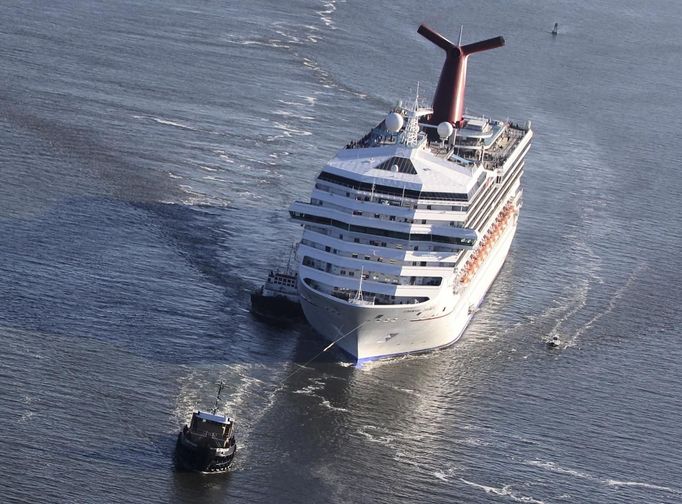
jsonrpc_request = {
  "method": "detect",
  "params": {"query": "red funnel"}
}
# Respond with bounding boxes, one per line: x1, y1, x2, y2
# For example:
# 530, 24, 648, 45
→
418, 24, 504, 128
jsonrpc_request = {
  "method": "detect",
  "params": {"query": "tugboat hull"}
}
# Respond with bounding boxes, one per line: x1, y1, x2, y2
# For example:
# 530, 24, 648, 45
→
175, 432, 236, 473
250, 289, 303, 325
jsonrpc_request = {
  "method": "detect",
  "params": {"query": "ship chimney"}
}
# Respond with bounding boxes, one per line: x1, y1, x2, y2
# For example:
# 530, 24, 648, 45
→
417, 24, 505, 128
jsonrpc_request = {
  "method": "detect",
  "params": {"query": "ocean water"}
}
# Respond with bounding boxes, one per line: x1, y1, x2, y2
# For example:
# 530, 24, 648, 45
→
1, 1, 681, 502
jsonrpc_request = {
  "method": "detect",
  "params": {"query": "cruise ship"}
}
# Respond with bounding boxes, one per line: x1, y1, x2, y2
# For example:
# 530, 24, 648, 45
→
289, 24, 532, 362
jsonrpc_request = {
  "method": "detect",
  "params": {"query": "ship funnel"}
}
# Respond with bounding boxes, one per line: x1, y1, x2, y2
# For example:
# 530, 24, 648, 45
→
417, 24, 504, 128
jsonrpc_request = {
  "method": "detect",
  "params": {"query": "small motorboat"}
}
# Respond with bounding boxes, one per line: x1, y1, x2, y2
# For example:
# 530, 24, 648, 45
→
546, 335, 561, 348
551, 22, 559, 36
175, 382, 236, 473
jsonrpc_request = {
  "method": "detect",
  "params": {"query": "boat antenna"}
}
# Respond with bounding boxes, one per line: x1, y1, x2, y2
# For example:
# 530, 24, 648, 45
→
353, 267, 365, 302
285, 241, 295, 271
212, 380, 224, 415
401, 84, 421, 147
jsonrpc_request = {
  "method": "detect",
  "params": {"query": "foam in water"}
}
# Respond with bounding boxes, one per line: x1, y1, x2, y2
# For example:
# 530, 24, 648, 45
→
459, 478, 545, 504
316, 0, 337, 28
605, 480, 679, 494
356, 426, 393, 445
320, 399, 348, 412
526, 459, 681, 495
573, 263, 646, 341
526, 460, 590, 479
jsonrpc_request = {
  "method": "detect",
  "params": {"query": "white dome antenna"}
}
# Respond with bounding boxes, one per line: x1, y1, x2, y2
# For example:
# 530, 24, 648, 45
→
385, 112, 404, 133
437, 121, 454, 140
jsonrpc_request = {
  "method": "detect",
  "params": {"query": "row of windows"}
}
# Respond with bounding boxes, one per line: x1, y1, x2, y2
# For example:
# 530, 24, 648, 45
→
302, 256, 443, 287
304, 278, 429, 306
305, 228, 461, 255
317, 171, 480, 202
466, 150, 526, 231
467, 142, 527, 224
314, 183, 469, 212
291, 211, 476, 246
300, 239, 457, 268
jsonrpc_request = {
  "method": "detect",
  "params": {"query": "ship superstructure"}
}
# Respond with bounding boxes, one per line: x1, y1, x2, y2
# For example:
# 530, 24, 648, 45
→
289, 24, 532, 361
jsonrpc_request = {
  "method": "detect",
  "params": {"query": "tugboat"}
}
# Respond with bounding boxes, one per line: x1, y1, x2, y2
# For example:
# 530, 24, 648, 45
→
546, 335, 561, 348
175, 382, 236, 473
250, 245, 304, 324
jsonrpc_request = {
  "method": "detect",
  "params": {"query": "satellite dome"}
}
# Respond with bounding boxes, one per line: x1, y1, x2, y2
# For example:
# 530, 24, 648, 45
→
385, 112, 404, 133
437, 121, 454, 139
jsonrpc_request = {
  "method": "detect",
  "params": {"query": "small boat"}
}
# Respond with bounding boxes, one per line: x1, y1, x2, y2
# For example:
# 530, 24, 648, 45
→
250, 269, 304, 324
250, 245, 304, 324
175, 382, 236, 473
546, 335, 561, 348
551, 23, 558, 36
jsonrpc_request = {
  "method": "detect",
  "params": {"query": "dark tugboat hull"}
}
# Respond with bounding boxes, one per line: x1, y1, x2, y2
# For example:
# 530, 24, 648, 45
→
175, 433, 236, 474
250, 290, 303, 325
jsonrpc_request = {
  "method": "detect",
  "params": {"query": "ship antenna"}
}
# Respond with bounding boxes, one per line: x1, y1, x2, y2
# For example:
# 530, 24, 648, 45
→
285, 241, 295, 271
417, 23, 505, 128
401, 83, 421, 147
353, 267, 365, 302
212, 380, 224, 415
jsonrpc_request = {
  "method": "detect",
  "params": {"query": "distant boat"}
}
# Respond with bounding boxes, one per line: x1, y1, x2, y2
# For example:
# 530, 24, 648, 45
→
552, 23, 559, 36
546, 335, 561, 348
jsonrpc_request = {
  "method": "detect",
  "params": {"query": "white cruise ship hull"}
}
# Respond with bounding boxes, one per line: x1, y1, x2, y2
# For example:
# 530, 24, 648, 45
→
299, 215, 518, 362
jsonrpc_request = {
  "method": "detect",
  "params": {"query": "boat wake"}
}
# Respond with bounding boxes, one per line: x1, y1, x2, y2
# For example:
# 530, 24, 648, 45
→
459, 478, 546, 504
606, 479, 680, 494
572, 262, 646, 342
315, 0, 338, 29
356, 425, 394, 446
525, 459, 681, 496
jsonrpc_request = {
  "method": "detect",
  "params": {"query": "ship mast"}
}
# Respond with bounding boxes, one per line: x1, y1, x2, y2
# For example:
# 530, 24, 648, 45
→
211, 381, 225, 415
353, 267, 365, 303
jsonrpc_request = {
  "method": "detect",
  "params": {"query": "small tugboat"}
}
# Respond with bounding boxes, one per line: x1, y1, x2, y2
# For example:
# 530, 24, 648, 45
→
175, 382, 236, 473
250, 245, 304, 324
546, 335, 561, 348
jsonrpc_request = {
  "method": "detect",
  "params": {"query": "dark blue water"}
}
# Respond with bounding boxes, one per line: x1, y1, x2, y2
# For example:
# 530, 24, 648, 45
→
1, 1, 681, 502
